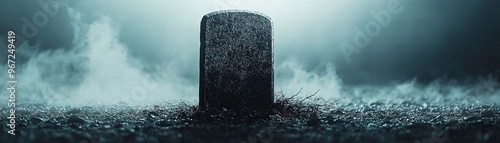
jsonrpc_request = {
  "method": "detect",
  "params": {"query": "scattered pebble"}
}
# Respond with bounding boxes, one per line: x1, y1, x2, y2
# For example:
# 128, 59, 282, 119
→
30, 117, 45, 124
481, 110, 495, 117
66, 108, 82, 114
148, 112, 160, 118
68, 115, 87, 124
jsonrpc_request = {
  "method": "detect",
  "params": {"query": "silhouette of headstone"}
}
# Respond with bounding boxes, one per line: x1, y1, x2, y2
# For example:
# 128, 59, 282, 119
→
199, 10, 274, 116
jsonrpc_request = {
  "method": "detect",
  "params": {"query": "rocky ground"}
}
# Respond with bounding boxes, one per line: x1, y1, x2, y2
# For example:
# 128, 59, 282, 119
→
1, 98, 499, 143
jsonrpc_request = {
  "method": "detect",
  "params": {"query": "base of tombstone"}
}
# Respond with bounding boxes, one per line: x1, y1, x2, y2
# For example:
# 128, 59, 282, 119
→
196, 94, 274, 121
196, 105, 273, 121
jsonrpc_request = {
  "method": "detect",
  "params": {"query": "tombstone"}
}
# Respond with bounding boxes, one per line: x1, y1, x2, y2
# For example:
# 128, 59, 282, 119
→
199, 10, 274, 116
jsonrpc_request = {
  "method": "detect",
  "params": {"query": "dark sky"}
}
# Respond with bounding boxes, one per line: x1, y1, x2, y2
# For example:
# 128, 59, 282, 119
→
0, 0, 499, 104
334, 0, 500, 85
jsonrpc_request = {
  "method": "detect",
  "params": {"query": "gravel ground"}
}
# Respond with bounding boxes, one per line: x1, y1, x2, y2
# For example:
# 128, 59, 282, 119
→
1, 101, 499, 143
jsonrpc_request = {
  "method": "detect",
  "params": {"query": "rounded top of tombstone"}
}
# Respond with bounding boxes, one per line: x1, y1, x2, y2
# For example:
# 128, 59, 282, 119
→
203, 10, 271, 21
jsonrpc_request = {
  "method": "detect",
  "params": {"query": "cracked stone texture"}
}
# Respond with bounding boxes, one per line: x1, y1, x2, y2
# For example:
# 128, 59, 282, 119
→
199, 10, 274, 114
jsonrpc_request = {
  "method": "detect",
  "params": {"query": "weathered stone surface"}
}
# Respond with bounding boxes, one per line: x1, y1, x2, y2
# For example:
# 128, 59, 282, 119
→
199, 10, 274, 114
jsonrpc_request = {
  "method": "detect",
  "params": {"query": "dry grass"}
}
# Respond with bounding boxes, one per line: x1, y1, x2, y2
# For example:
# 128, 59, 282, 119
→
271, 88, 331, 118
160, 88, 332, 122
